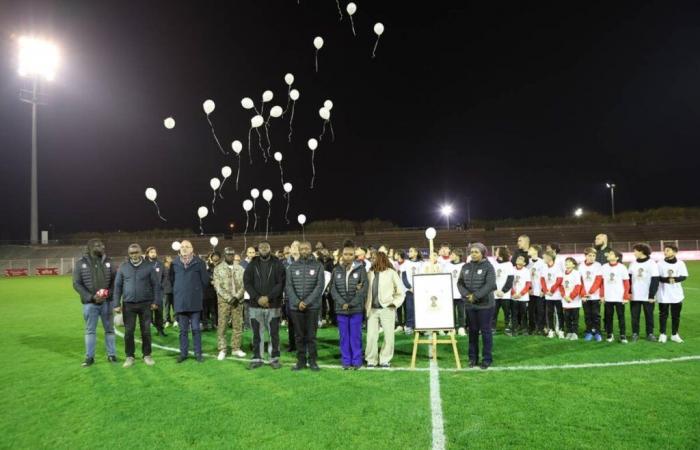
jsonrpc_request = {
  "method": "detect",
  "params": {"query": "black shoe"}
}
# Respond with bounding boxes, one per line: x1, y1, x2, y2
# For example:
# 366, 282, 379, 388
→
158, 330, 168, 337
504, 328, 513, 337
631, 333, 639, 342
646, 333, 658, 342
81, 357, 95, 367
309, 361, 321, 371
286, 347, 297, 353
468, 360, 478, 369
291, 362, 306, 371
270, 360, 282, 369
352, 365, 361, 370
248, 361, 264, 370
196, 354, 204, 363
480, 361, 491, 370
342, 365, 350, 370
176, 355, 187, 363
107, 355, 118, 363
379, 363, 390, 369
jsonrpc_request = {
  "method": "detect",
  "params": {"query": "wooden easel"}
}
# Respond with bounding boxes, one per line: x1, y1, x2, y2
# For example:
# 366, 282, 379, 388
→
410, 329, 461, 369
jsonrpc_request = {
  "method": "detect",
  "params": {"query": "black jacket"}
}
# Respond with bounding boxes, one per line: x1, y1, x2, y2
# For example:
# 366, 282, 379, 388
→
286, 256, 325, 310
170, 256, 210, 313
72, 254, 117, 304
113, 259, 162, 307
330, 262, 368, 315
243, 255, 286, 308
457, 259, 497, 310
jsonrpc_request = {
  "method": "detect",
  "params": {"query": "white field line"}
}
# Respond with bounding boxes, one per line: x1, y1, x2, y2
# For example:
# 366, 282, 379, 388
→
429, 359, 446, 450
114, 330, 700, 372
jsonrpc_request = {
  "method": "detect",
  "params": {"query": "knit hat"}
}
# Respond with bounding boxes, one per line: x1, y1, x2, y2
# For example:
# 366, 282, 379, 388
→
469, 242, 488, 257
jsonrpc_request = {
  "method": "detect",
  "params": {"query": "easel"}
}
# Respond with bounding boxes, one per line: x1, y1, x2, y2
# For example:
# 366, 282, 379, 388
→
410, 329, 461, 369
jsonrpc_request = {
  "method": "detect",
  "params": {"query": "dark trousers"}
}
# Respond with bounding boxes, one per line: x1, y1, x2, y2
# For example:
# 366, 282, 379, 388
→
202, 296, 217, 328
163, 293, 174, 323
659, 302, 683, 335
151, 302, 164, 332
604, 302, 626, 337
492, 298, 511, 330
453, 298, 467, 328
321, 293, 336, 326
291, 309, 319, 364
563, 308, 579, 334
509, 300, 528, 331
249, 308, 281, 361
286, 302, 296, 350
583, 300, 601, 334
528, 296, 545, 332
467, 307, 493, 364
396, 302, 406, 327
631, 301, 655, 335
123, 302, 152, 358
177, 311, 202, 357
405, 291, 415, 329
545, 300, 563, 331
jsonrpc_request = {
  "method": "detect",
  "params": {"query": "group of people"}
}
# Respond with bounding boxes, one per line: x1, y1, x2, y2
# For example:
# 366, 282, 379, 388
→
73, 232, 689, 370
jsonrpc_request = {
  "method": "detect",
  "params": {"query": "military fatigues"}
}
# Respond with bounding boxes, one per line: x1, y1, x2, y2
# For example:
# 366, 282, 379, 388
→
213, 262, 246, 352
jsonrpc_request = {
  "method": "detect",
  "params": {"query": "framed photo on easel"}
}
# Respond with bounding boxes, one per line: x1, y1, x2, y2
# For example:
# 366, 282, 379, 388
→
413, 273, 455, 330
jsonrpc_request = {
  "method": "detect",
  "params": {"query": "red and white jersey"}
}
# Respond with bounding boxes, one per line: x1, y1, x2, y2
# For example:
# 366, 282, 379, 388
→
401, 260, 424, 290
511, 265, 531, 301
656, 259, 688, 304
560, 269, 582, 308
448, 262, 465, 299
541, 263, 563, 301
579, 261, 603, 301
628, 258, 659, 301
438, 256, 453, 274
527, 258, 546, 297
600, 262, 630, 302
494, 260, 514, 300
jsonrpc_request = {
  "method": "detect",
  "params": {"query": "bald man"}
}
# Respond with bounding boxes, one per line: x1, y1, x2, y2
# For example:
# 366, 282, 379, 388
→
594, 234, 612, 265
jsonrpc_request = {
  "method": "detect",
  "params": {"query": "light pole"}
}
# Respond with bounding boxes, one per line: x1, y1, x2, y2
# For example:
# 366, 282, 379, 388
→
440, 204, 453, 230
606, 183, 616, 219
18, 36, 59, 244
574, 207, 583, 218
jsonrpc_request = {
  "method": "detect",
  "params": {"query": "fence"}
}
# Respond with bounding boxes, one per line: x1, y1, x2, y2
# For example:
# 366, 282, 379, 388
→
0, 258, 77, 276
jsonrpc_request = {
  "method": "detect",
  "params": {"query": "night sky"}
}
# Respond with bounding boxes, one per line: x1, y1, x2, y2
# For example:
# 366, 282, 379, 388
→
2, 0, 699, 241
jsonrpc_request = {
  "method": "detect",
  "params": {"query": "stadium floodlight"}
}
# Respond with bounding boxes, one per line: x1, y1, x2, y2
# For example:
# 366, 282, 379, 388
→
440, 204, 453, 230
574, 208, 583, 217
18, 36, 60, 244
605, 182, 616, 219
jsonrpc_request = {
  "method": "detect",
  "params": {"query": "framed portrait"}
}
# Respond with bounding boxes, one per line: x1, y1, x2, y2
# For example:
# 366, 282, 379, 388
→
413, 273, 455, 330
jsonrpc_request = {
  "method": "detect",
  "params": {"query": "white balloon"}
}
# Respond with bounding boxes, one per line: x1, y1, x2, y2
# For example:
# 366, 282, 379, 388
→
290, 89, 300, 101
319, 107, 330, 120
324, 99, 334, 110
231, 140, 243, 154
313, 36, 324, 49
241, 97, 255, 110
250, 189, 260, 199
163, 117, 175, 129
274, 152, 283, 162
209, 236, 219, 247
262, 90, 273, 103
297, 214, 307, 225
425, 227, 437, 240
307, 138, 318, 150
346, 2, 356, 15
171, 241, 181, 252
283, 182, 293, 193
145, 187, 157, 201
251, 115, 264, 128
203, 99, 215, 115
198, 206, 209, 219
284, 73, 295, 86
270, 105, 283, 118
221, 166, 232, 178
374, 22, 385, 36
210, 178, 221, 191
243, 199, 253, 211
262, 189, 273, 202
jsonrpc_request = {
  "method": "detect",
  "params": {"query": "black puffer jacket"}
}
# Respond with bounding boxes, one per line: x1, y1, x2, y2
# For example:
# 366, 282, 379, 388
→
457, 259, 497, 310
286, 256, 325, 310
330, 263, 368, 315
72, 254, 117, 304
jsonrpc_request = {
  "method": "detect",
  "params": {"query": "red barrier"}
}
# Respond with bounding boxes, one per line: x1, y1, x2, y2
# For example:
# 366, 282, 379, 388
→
4, 269, 29, 277
36, 267, 59, 276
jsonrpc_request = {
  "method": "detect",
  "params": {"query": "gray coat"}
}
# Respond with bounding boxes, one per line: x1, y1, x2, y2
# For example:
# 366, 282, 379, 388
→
113, 259, 162, 307
285, 257, 325, 311
330, 262, 368, 315
170, 256, 210, 313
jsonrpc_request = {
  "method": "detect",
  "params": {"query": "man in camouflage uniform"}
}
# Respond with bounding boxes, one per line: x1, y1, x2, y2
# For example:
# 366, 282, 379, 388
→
213, 247, 246, 360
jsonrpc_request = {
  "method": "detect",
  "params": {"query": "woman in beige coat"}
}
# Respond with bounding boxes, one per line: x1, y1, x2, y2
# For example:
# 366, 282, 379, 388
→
365, 252, 405, 368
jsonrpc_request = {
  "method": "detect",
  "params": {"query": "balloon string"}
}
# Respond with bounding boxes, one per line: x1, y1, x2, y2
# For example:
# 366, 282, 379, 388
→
219, 178, 227, 199
310, 150, 316, 189
265, 121, 272, 155
211, 191, 217, 214
329, 119, 335, 142
350, 16, 356, 36
283, 87, 291, 115
336, 0, 343, 21
235, 155, 241, 191
287, 101, 296, 142
278, 162, 285, 187
244, 212, 249, 251
257, 129, 267, 162
302, 224, 305, 242
372, 36, 381, 58
284, 192, 291, 225
199, 218, 204, 236
265, 202, 271, 240
247, 128, 254, 165
152, 201, 167, 222
253, 200, 258, 230
206, 116, 226, 154
315, 49, 319, 73
319, 120, 327, 141
260, 102, 265, 116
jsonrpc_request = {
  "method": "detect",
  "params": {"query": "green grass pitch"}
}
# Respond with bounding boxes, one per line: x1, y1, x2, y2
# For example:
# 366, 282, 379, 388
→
0, 263, 698, 449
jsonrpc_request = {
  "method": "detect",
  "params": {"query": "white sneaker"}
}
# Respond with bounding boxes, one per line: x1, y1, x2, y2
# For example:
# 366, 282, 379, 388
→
556, 330, 565, 339
570, 333, 578, 341
547, 330, 555, 338
217, 350, 226, 361
671, 334, 684, 343
281, 320, 287, 327
379, 327, 383, 334
439, 330, 446, 336
164, 321, 171, 328
395, 325, 403, 332
658, 333, 667, 343
144, 355, 155, 366
173, 321, 179, 327
458, 327, 466, 336
233, 350, 247, 358
123, 357, 135, 368
606, 334, 614, 343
